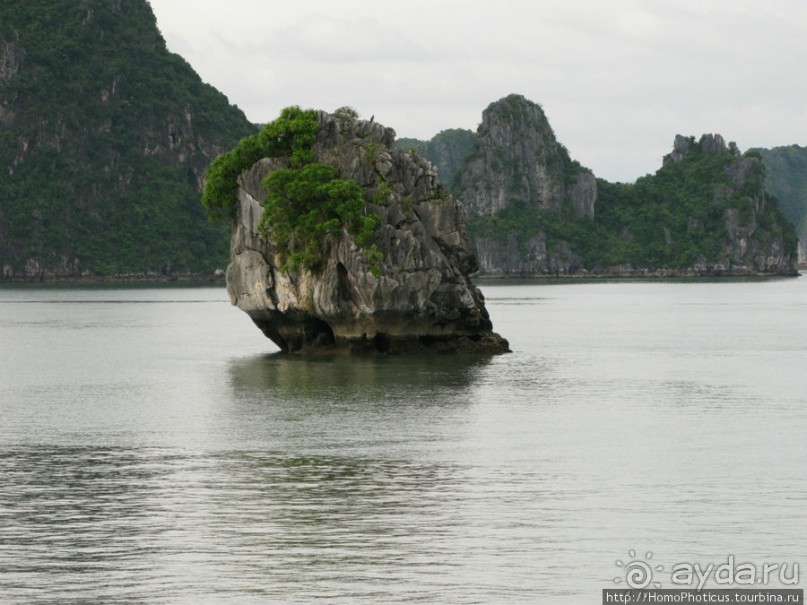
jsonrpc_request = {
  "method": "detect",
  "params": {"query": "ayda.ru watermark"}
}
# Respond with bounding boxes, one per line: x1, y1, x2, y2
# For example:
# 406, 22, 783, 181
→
614, 551, 800, 590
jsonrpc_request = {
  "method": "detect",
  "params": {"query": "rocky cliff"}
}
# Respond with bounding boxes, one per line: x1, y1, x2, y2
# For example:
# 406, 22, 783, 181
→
455, 94, 597, 220
0, 1, 255, 280
642, 134, 798, 276
403, 94, 797, 277
221, 108, 509, 354
451, 94, 599, 275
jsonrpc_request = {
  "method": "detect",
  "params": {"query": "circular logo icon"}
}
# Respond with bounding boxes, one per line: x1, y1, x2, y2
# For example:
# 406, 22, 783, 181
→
615, 550, 663, 589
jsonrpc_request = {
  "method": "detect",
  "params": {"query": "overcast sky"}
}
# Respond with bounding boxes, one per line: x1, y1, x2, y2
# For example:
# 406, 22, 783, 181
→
148, 0, 806, 183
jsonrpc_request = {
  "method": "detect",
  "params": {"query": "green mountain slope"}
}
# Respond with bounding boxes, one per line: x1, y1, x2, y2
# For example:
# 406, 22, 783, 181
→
752, 145, 807, 262
401, 95, 798, 276
0, 0, 256, 280
396, 128, 476, 191
589, 137, 797, 274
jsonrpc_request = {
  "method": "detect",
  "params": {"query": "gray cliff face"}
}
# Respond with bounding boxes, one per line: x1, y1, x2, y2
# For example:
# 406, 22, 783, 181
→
0, 40, 23, 126
451, 94, 597, 276
226, 111, 509, 354
473, 234, 584, 276
455, 94, 597, 220
397, 96, 797, 277
0, 39, 23, 85
663, 133, 737, 166
466, 130, 797, 277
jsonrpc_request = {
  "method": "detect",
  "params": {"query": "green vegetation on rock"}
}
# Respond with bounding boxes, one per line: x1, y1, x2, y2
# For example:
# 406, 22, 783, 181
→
597, 140, 796, 270
259, 163, 379, 271
412, 95, 797, 275
470, 138, 796, 272
203, 107, 380, 271
202, 106, 320, 220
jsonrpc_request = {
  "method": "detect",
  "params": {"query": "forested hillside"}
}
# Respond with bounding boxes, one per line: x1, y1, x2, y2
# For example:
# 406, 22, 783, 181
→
397, 129, 476, 192
399, 95, 798, 276
0, 0, 256, 280
752, 145, 807, 262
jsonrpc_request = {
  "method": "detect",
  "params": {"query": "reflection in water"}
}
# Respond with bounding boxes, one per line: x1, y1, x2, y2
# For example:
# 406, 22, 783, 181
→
219, 354, 496, 477
228, 353, 492, 400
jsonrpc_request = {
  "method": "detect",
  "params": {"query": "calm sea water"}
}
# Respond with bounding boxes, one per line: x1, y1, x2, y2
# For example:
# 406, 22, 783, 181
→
1, 279, 806, 603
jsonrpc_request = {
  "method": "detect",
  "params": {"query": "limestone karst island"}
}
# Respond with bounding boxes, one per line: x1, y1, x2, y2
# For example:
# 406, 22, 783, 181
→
400, 94, 800, 277
1, 2, 804, 291
203, 107, 510, 355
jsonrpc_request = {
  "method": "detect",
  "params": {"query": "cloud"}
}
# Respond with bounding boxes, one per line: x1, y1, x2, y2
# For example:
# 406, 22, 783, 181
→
149, 0, 807, 182
268, 15, 433, 63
